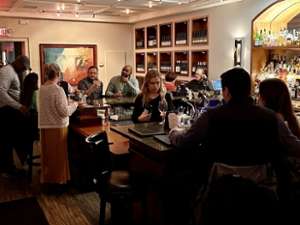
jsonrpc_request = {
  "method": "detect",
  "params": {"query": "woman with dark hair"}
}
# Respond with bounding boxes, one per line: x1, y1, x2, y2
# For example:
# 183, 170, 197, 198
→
259, 78, 300, 157
20, 72, 38, 110
20, 72, 39, 142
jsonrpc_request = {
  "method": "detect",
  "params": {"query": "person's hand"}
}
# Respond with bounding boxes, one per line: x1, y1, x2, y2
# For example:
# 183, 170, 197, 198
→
93, 80, 101, 87
121, 75, 129, 83
113, 91, 123, 97
138, 110, 151, 122
169, 126, 185, 136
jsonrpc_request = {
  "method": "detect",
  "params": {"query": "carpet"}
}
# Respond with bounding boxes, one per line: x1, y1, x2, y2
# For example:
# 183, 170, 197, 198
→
0, 197, 49, 225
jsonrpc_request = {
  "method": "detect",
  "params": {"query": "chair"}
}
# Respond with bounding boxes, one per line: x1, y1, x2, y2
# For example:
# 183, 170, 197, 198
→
193, 162, 281, 225
85, 131, 136, 225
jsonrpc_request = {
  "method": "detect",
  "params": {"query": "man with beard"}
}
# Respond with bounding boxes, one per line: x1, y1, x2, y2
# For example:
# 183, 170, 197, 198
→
78, 65, 103, 101
105, 65, 139, 97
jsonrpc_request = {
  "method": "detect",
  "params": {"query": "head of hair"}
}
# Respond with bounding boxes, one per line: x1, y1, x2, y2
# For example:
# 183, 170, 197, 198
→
165, 71, 177, 82
44, 63, 61, 81
12, 55, 31, 73
88, 65, 98, 72
122, 65, 132, 75
141, 70, 165, 103
20, 72, 38, 107
259, 78, 300, 138
220, 67, 251, 100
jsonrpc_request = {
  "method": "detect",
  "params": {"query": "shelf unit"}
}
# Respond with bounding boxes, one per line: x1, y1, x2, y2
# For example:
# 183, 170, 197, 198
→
174, 51, 189, 76
160, 52, 172, 73
191, 17, 208, 45
147, 26, 158, 48
147, 52, 158, 71
191, 50, 208, 75
160, 23, 172, 47
134, 15, 209, 79
175, 21, 188, 46
135, 28, 145, 49
136, 52, 145, 73
251, 0, 300, 98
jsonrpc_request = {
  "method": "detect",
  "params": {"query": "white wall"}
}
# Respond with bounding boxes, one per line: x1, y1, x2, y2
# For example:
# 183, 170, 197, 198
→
134, 0, 277, 80
0, 18, 133, 88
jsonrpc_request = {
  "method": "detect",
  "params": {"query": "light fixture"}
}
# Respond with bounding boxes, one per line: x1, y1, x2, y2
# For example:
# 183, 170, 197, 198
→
148, 1, 153, 8
234, 39, 242, 67
125, 8, 131, 14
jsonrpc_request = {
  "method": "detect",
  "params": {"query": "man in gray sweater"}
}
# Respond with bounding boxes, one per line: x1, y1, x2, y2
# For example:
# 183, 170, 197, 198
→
0, 55, 31, 175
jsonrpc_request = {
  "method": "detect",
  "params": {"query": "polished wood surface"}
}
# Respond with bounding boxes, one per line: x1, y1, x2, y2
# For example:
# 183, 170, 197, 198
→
70, 123, 129, 155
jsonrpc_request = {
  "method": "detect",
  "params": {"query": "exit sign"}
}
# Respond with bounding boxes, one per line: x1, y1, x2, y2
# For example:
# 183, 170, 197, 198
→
0, 28, 11, 37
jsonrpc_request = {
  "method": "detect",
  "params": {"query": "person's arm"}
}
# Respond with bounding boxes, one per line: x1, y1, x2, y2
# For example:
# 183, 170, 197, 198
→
278, 118, 300, 158
0, 70, 22, 110
132, 95, 150, 123
105, 78, 116, 97
169, 111, 210, 148
55, 87, 78, 118
127, 77, 140, 96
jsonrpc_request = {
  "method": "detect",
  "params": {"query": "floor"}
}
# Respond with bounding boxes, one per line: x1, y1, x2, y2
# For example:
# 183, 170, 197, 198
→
0, 149, 109, 225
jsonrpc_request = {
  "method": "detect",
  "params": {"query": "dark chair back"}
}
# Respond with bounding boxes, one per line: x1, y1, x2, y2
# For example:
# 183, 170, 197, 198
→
85, 131, 113, 186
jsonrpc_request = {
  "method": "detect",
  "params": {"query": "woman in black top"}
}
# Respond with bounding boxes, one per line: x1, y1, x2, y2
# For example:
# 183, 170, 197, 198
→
132, 70, 167, 123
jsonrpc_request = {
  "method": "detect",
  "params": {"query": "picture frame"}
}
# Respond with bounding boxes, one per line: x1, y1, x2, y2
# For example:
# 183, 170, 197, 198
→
39, 44, 97, 85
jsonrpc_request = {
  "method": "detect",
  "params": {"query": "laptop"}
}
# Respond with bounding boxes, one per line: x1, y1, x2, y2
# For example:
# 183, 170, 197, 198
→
154, 134, 172, 146
212, 79, 222, 91
129, 124, 165, 137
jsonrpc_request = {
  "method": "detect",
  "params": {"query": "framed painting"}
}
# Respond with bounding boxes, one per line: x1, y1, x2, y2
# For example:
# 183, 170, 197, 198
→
39, 44, 97, 85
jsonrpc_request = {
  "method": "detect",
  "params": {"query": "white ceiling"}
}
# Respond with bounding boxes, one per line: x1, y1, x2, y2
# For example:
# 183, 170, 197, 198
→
0, 0, 244, 23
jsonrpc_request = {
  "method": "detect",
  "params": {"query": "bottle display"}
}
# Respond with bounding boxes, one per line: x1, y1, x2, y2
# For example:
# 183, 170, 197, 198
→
253, 28, 300, 47
254, 54, 300, 97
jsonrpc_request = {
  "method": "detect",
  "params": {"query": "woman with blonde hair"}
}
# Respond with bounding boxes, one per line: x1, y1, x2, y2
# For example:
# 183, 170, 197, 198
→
132, 70, 167, 123
39, 63, 78, 190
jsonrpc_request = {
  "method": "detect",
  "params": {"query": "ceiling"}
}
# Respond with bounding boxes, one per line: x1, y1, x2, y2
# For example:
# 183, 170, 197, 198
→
0, 0, 244, 23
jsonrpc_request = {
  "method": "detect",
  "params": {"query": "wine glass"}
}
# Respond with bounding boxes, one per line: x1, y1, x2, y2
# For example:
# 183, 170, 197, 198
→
158, 99, 168, 126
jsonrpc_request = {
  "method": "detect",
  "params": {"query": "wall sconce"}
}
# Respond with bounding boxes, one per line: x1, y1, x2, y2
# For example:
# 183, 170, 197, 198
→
234, 39, 242, 67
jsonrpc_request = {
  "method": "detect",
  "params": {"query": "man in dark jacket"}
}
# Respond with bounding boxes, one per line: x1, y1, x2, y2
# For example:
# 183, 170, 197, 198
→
168, 67, 289, 225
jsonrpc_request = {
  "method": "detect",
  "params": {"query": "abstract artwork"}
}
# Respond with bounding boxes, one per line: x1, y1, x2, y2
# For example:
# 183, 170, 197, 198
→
39, 44, 97, 85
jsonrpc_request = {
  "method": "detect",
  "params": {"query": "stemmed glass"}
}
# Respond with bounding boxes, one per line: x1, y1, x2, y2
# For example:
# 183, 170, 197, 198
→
158, 98, 168, 126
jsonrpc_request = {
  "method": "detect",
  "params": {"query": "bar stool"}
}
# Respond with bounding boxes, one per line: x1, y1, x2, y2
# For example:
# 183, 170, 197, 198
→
86, 131, 143, 225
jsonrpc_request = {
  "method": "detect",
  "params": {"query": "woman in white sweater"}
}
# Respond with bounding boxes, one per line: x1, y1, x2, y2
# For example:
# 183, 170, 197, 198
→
39, 63, 78, 186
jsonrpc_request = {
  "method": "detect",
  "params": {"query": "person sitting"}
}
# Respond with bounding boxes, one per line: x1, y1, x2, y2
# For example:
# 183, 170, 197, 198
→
164, 71, 177, 92
258, 78, 300, 157
185, 68, 212, 92
132, 70, 167, 123
78, 66, 103, 101
167, 68, 290, 225
105, 65, 139, 97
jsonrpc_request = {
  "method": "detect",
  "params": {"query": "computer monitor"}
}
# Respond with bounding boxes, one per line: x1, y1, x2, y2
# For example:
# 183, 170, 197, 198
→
212, 79, 222, 91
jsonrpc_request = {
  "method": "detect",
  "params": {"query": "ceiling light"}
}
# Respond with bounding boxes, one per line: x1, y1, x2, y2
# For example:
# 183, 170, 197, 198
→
148, 1, 153, 8
61, 4, 65, 11
77, 0, 81, 3
125, 8, 130, 14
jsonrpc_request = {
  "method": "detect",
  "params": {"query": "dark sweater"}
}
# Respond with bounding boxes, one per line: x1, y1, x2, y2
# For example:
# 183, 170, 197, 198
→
132, 94, 162, 123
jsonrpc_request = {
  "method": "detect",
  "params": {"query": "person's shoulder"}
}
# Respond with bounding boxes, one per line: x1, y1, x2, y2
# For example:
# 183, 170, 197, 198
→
0, 65, 14, 75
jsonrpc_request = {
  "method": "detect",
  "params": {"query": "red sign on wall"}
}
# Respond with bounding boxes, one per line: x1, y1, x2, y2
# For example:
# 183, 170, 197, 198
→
0, 28, 11, 37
